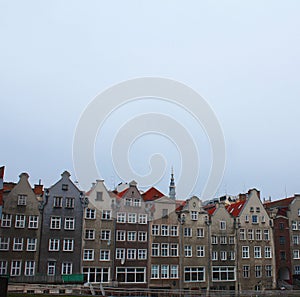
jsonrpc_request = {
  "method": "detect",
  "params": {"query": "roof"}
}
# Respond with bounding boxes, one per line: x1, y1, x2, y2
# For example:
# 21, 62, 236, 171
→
142, 187, 165, 202
264, 197, 294, 209
226, 200, 247, 217
175, 200, 186, 212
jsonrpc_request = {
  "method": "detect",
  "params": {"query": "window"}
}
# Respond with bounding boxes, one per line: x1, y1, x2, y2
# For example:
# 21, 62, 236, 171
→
102, 210, 111, 220
228, 251, 235, 260
256, 230, 262, 241
15, 215, 25, 228
128, 213, 137, 223
101, 230, 111, 240
212, 267, 235, 281
298, 209, 300, 217
211, 235, 218, 244
161, 225, 169, 236
117, 212, 126, 223
242, 246, 249, 258
0, 261, 7, 275
264, 229, 270, 241
245, 215, 249, 222
133, 198, 141, 207
265, 246, 271, 258
197, 246, 205, 257
254, 246, 261, 258
63, 239, 74, 251
138, 231, 147, 242
295, 266, 300, 275
184, 245, 192, 257
294, 236, 300, 245
152, 243, 160, 256
170, 243, 178, 256
85, 208, 96, 219
197, 228, 204, 238
161, 265, 169, 278
184, 267, 205, 282
256, 207, 260, 213
280, 251, 286, 260
116, 248, 125, 260
17, 194, 27, 206
25, 261, 35, 276
151, 265, 159, 279
191, 211, 198, 221
212, 251, 218, 261
28, 216, 39, 229
265, 265, 272, 277
125, 198, 132, 206
96, 191, 103, 201
161, 243, 169, 257
220, 236, 227, 244
255, 265, 262, 278
294, 250, 300, 259
83, 267, 109, 283
1, 214, 11, 227
184, 227, 192, 237
50, 216, 61, 229
220, 251, 227, 261
220, 221, 226, 230
127, 249, 136, 260
162, 209, 168, 218
13, 238, 23, 251
53, 196, 63, 208
85, 229, 95, 240
27, 238, 37, 251
138, 214, 147, 224
229, 236, 235, 244
100, 250, 110, 261
152, 225, 159, 236
62, 184, 68, 191
47, 261, 56, 276
65, 197, 75, 208
0, 237, 9, 251
240, 229, 245, 240
11, 260, 22, 276
62, 262, 72, 275
248, 229, 254, 240
243, 265, 250, 278
64, 217, 75, 230
292, 221, 298, 230
116, 267, 146, 283
170, 265, 179, 278
83, 249, 94, 261
49, 239, 60, 251
252, 215, 258, 224
116, 230, 126, 241
138, 249, 147, 260
261, 215, 266, 223
127, 231, 136, 241
280, 236, 286, 245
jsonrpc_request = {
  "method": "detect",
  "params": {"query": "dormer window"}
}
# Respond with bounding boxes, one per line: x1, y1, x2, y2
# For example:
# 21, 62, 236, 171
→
17, 195, 27, 206
62, 184, 68, 191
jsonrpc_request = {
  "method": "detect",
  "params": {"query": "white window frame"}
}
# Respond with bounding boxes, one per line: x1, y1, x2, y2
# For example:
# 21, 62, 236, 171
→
50, 216, 61, 230
49, 239, 60, 251
64, 217, 75, 230
15, 214, 26, 228
27, 238, 37, 251
100, 249, 110, 261
1, 214, 12, 227
83, 249, 94, 261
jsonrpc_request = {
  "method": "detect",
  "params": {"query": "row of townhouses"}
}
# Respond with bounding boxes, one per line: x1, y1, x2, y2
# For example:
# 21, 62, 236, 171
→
0, 166, 299, 293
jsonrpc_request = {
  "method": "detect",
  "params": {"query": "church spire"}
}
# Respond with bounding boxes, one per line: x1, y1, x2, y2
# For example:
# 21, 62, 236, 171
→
169, 167, 176, 200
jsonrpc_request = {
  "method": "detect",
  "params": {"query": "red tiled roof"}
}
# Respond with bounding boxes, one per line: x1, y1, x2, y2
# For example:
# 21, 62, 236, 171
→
264, 197, 294, 209
175, 200, 186, 212
142, 187, 165, 202
116, 188, 128, 198
226, 200, 246, 217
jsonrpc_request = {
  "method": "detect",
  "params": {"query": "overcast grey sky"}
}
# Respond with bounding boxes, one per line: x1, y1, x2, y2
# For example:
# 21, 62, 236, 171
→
1, 1, 300, 201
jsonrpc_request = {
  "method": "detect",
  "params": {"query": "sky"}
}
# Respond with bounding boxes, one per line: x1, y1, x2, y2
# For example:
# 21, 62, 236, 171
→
1, 1, 300, 201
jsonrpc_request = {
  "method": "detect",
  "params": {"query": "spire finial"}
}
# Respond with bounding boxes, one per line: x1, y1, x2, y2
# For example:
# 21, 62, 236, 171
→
169, 167, 176, 200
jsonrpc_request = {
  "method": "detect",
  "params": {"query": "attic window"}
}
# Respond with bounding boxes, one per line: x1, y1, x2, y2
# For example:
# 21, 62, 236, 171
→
96, 192, 103, 201
62, 184, 68, 191
256, 207, 260, 213
17, 195, 27, 206
250, 207, 254, 212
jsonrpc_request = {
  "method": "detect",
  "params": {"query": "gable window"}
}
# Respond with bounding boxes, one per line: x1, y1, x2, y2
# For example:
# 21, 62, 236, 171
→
191, 211, 198, 221
264, 229, 270, 241
17, 194, 27, 206
220, 221, 226, 230
252, 215, 258, 224
248, 229, 254, 240
62, 184, 68, 191
53, 196, 63, 208
15, 215, 26, 228
125, 198, 132, 206
256, 230, 262, 241
162, 209, 168, 218
96, 191, 103, 201
1, 214, 12, 227
85, 208, 96, 219
65, 197, 75, 208
133, 198, 141, 207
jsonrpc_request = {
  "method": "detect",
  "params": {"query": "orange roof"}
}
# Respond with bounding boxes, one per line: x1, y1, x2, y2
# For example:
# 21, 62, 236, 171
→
175, 200, 186, 212
142, 187, 165, 202
264, 197, 294, 209
226, 200, 246, 217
